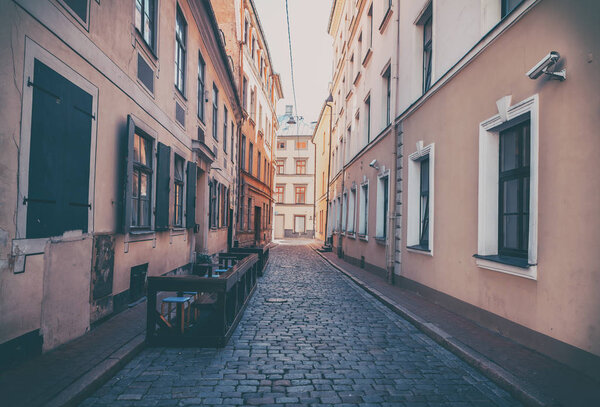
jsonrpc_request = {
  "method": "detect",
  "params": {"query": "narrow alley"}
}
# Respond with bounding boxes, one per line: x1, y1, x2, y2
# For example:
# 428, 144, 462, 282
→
81, 243, 519, 407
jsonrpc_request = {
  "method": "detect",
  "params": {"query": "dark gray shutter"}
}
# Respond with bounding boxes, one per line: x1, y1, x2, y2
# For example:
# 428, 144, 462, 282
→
155, 142, 171, 230
27, 59, 92, 239
122, 115, 135, 233
186, 161, 197, 228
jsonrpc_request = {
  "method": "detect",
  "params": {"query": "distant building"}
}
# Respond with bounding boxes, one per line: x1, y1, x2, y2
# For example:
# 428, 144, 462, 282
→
274, 106, 316, 239
214, 0, 284, 247
312, 100, 333, 244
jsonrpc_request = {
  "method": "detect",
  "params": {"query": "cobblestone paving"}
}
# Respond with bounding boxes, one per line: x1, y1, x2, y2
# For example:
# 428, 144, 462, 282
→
81, 243, 521, 406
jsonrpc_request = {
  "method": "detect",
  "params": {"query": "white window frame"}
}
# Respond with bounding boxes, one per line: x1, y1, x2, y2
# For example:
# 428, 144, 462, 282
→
477, 94, 539, 280
359, 180, 369, 239
375, 170, 391, 239
341, 191, 348, 232
13, 38, 99, 264
347, 187, 356, 234
407, 143, 434, 256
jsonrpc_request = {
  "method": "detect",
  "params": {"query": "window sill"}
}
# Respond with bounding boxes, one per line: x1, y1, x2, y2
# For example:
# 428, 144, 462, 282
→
379, 7, 393, 33
134, 30, 158, 63
174, 87, 187, 102
353, 71, 362, 86
346, 232, 356, 239
474, 254, 537, 280
374, 236, 387, 245
362, 48, 373, 67
407, 245, 432, 256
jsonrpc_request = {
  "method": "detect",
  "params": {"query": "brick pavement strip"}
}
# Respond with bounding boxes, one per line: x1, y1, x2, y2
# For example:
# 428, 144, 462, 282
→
81, 243, 522, 406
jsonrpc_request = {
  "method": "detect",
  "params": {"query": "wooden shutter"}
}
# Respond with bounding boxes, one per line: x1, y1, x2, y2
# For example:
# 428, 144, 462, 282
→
186, 161, 197, 228
122, 115, 135, 233
155, 142, 171, 230
27, 59, 92, 238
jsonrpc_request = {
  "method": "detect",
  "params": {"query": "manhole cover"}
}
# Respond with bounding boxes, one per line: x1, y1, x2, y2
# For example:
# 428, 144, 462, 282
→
265, 298, 287, 303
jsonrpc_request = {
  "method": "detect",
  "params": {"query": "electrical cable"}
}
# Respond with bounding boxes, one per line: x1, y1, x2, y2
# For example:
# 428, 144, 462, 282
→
285, 0, 299, 119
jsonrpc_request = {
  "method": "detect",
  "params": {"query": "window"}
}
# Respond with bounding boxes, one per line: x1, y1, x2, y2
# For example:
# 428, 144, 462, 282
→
368, 5, 373, 48
498, 121, 530, 258
175, 6, 187, 94
422, 6, 433, 93
295, 186, 306, 204
251, 38, 256, 61
365, 95, 371, 143
477, 95, 538, 278
275, 185, 285, 203
296, 159, 306, 175
132, 133, 153, 228
173, 155, 184, 227
264, 158, 267, 181
242, 76, 248, 111
376, 175, 389, 239
296, 141, 307, 150
257, 152, 262, 179
341, 192, 347, 232
276, 160, 284, 175
244, 18, 249, 43
419, 158, 430, 248
223, 107, 228, 152
248, 142, 254, 175
359, 184, 368, 236
408, 146, 433, 253
383, 65, 391, 126
501, 0, 523, 18
62, 0, 89, 24
212, 84, 218, 140
231, 121, 235, 161
250, 88, 256, 118
209, 180, 217, 228
197, 53, 206, 121
348, 187, 356, 233
278, 141, 286, 149
135, 0, 156, 50
247, 197, 252, 230
241, 135, 247, 171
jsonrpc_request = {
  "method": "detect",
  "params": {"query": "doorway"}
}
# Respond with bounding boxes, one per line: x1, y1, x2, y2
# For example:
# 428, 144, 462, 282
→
254, 206, 261, 244
294, 215, 306, 234
274, 214, 285, 239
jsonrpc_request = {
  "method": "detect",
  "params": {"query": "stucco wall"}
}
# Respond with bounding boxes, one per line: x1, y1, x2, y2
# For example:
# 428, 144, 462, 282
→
400, 0, 600, 357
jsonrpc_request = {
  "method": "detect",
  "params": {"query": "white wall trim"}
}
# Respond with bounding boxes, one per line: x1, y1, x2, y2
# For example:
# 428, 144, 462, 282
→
407, 142, 434, 256
477, 94, 539, 279
476, 258, 537, 280
375, 169, 391, 239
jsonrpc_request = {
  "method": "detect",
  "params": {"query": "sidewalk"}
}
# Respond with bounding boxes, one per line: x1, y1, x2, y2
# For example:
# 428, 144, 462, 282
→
0, 300, 147, 407
312, 244, 600, 407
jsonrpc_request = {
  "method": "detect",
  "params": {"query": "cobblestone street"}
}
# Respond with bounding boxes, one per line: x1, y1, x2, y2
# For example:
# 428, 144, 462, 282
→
81, 242, 520, 407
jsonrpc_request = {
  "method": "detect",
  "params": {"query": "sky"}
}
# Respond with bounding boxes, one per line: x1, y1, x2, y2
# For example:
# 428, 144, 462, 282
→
253, 0, 333, 123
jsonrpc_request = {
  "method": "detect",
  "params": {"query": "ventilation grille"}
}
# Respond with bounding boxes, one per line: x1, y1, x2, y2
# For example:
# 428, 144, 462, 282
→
137, 53, 154, 93
175, 101, 185, 127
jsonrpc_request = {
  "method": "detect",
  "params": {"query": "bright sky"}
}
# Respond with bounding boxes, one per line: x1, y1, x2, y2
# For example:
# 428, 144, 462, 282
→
254, 0, 333, 122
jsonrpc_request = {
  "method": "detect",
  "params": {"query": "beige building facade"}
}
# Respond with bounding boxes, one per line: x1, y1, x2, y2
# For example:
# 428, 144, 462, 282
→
273, 107, 316, 239
395, 0, 600, 379
325, 0, 399, 280
320, 0, 600, 379
215, 0, 283, 248
0, 0, 242, 361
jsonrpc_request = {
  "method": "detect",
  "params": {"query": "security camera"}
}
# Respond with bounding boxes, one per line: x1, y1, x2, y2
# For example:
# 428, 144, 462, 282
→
369, 159, 379, 169
526, 51, 566, 80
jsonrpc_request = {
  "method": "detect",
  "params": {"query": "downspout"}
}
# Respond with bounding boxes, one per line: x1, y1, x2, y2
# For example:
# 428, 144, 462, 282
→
323, 98, 333, 246
338, 126, 345, 259
387, 0, 401, 285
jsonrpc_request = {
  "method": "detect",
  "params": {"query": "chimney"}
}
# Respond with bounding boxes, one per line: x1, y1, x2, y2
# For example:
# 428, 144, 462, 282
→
285, 105, 293, 115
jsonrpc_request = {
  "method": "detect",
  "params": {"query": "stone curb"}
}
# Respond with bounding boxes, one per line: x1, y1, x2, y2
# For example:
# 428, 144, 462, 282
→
311, 245, 553, 407
45, 333, 146, 407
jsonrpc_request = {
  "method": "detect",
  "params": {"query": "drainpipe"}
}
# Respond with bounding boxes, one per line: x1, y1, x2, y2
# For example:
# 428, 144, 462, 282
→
386, 0, 401, 285
337, 127, 345, 259
323, 95, 333, 247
